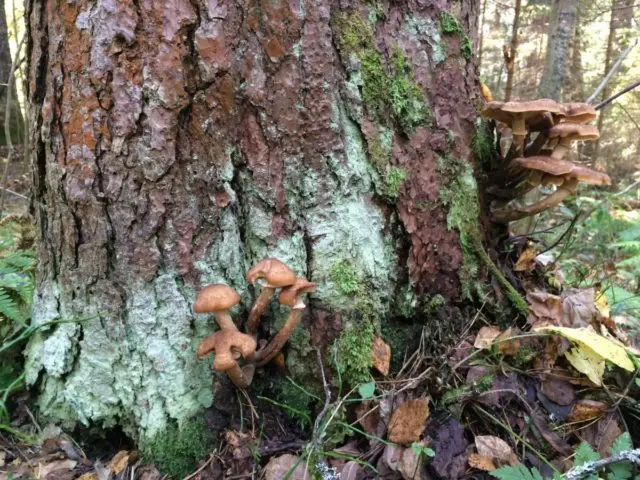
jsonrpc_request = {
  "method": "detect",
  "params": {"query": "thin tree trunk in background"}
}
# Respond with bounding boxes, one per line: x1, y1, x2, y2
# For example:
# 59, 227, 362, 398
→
0, 0, 23, 146
538, 0, 579, 100
504, 0, 522, 101
478, 0, 488, 69
25, 0, 487, 441
565, 5, 585, 102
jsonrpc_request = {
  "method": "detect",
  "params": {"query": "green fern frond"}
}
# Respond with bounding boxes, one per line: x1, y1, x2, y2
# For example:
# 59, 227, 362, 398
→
0, 289, 25, 324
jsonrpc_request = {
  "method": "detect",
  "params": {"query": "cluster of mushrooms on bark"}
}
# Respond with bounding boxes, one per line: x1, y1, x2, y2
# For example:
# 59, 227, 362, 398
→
483, 99, 611, 223
195, 259, 315, 388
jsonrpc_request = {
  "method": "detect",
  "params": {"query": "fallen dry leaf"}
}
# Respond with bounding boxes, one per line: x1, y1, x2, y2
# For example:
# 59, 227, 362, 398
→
263, 454, 308, 480
475, 436, 519, 467
388, 398, 430, 445
496, 328, 521, 356
473, 326, 501, 350
107, 450, 131, 476
372, 337, 391, 376
468, 453, 496, 472
36, 459, 77, 480
567, 399, 608, 423
514, 246, 538, 272
399, 444, 425, 480
540, 378, 575, 406
76, 474, 97, 480
527, 290, 563, 327
356, 400, 384, 437
580, 414, 622, 457
339, 461, 363, 480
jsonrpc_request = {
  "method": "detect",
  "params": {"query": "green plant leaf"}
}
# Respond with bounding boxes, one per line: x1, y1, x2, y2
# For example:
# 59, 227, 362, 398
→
358, 381, 376, 399
490, 463, 544, 480
608, 432, 633, 480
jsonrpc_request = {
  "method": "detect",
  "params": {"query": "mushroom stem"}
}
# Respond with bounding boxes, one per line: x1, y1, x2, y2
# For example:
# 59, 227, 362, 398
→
491, 179, 578, 223
524, 132, 548, 157
551, 139, 572, 159
253, 309, 303, 367
214, 311, 237, 331
225, 363, 253, 388
246, 286, 276, 336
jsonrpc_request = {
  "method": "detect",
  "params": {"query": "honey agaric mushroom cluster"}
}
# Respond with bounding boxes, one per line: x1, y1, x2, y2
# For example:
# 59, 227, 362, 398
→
482, 98, 610, 223
194, 258, 315, 388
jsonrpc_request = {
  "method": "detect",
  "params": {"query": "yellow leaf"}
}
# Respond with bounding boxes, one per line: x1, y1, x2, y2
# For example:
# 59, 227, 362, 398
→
595, 291, 610, 320
535, 326, 635, 371
564, 346, 605, 386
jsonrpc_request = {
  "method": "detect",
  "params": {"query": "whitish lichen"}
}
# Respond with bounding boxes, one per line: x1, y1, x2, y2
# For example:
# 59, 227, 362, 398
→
403, 16, 446, 65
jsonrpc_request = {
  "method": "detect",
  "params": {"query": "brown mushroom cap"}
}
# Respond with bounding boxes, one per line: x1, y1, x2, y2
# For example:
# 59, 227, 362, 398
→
560, 103, 597, 124
246, 258, 297, 288
512, 157, 611, 185
279, 278, 317, 309
548, 123, 599, 141
194, 284, 241, 314
482, 99, 562, 123
197, 329, 257, 371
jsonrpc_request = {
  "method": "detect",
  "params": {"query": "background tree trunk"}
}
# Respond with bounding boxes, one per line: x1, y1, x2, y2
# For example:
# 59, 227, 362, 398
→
538, 0, 578, 100
504, 0, 522, 101
0, 0, 24, 146
25, 0, 483, 441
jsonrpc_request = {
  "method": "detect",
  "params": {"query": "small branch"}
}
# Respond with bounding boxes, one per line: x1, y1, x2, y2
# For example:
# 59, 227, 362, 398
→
586, 39, 638, 104
565, 449, 640, 480
595, 79, 640, 110
0, 186, 27, 200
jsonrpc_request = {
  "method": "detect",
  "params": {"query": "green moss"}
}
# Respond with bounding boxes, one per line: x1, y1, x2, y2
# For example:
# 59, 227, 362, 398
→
331, 319, 375, 387
439, 12, 473, 60
423, 294, 445, 314
334, 13, 431, 132
141, 417, 214, 479
330, 261, 362, 296
385, 166, 407, 199
472, 119, 493, 170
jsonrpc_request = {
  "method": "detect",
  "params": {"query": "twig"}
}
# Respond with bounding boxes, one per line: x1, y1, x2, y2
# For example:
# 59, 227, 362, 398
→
184, 453, 216, 480
0, 33, 25, 216
0, 186, 27, 200
565, 449, 640, 480
595, 78, 640, 110
586, 39, 638, 104
615, 103, 640, 134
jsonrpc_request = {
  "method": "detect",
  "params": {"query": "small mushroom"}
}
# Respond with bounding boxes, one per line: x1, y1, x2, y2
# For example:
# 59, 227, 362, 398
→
194, 284, 241, 331
492, 156, 610, 222
197, 329, 257, 388
253, 278, 316, 367
548, 123, 599, 160
482, 99, 562, 149
560, 103, 597, 124
246, 258, 297, 336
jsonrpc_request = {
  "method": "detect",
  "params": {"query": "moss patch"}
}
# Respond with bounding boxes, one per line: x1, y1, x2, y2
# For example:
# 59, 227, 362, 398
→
141, 418, 213, 479
385, 166, 408, 199
439, 12, 472, 60
330, 261, 362, 296
472, 119, 493, 170
333, 13, 431, 133
331, 318, 375, 387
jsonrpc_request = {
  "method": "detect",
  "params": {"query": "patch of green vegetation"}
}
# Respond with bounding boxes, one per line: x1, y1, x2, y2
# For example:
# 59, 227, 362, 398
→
331, 319, 375, 388
330, 261, 361, 296
333, 13, 431, 132
381, 320, 423, 372
439, 12, 473, 60
385, 166, 407, 199
423, 294, 445, 314
472, 119, 493, 170
142, 417, 214, 479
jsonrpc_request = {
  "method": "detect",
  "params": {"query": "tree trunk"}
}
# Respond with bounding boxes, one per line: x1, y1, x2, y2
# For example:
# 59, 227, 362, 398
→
0, 0, 24, 146
537, 0, 578, 101
504, 0, 522, 101
25, 0, 484, 441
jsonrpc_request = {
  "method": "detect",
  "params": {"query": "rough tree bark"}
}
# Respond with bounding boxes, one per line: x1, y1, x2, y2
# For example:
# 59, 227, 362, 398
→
538, 0, 578, 101
0, 0, 24, 146
25, 0, 485, 441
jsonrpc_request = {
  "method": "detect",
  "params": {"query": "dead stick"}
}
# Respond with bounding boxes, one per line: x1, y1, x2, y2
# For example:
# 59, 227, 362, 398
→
595, 78, 640, 110
587, 39, 638, 104
565, 449, 640, 480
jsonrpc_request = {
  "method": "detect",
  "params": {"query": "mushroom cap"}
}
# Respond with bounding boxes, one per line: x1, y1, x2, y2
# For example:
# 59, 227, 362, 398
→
194, 284, 241, 313
560, 103, 597, 124
512, 157, 611, 185
548, 123, 599, 141
279, 278, 317, 308
246, 258, 297, 288
482, 99, 562, 123
197, 329, 257, 371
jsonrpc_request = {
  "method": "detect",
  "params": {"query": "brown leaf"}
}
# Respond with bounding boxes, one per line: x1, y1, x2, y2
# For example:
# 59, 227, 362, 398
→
527, 290, 563, 327
468, 453, 496, 472
540, 378, 575, 406
77, 473, 97, 480
388, 399, 430, 445
473, 326, 501, 350
514, 246, 538, 272
356, 400, 384, 437
530, 410, 571, 455
496, 328, 521, 356
36, 460, 77, 480
263, 454, 308, 480
562, 288, 599, 329
474, 436, 519, 467
580, 414, 622, 457
339, 461, 363, 480
399, 445, 425, 480
567, 399, 608, 423
372, 337, 391, 376
107, 451, 131, 476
